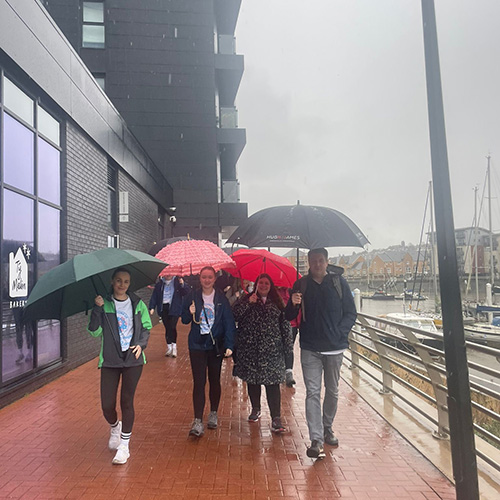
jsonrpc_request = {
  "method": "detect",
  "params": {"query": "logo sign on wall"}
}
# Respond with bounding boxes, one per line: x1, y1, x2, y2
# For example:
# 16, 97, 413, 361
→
9, 245, 30, 306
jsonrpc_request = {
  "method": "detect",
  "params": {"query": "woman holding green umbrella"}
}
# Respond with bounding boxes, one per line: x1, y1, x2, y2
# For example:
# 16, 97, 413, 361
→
88, 267, 152, 465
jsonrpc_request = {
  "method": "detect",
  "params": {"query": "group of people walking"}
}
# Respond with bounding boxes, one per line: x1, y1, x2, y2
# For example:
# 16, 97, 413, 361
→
88, 248, 357, 465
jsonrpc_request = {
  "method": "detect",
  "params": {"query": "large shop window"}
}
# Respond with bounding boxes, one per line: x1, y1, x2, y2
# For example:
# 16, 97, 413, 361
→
1, 75, 62, 386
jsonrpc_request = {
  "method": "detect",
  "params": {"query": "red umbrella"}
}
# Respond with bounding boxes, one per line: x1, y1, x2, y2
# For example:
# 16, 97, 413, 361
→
224, 249, 301, 288
155, 240, 235, 276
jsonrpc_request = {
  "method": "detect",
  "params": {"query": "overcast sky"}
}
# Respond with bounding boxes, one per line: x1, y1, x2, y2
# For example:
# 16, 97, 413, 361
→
234, 0, 500, 255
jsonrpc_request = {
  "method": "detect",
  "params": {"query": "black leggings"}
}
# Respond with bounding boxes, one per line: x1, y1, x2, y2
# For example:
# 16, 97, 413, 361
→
284, 326, 299, 370
189, 349, 223, 419
100, 365, 143, 433
161, 305, 179, 344
247, 384, 281, 419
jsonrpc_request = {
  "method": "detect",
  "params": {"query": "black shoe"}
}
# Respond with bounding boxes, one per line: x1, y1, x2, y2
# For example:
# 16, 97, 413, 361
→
285, 371, 296, 387
271, 417, 286, 433
324, 428, 339, 447
248, 409, 261, 422
306, 440, 325, 459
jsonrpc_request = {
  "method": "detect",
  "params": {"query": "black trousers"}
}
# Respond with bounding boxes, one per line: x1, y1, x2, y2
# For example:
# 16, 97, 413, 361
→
160, 304, 179, 344
284, 326, 299, 370
247, 383, 281, 419
100, 365, 143, 434
189, 349, 223, 419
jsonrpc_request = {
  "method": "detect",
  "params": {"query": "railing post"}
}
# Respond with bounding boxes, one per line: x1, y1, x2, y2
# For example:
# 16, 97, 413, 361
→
358, 316, 393, 394
397, 327, 449, 439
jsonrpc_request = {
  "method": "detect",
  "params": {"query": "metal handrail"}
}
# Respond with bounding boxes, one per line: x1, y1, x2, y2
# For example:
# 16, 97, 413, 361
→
349, 312, 500, 475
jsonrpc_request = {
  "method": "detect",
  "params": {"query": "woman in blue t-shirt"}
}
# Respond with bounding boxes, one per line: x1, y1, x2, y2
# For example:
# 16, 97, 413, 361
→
182, 266, 236, 437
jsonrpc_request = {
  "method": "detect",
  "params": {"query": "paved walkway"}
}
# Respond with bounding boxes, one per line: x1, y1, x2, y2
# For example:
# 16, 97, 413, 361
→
0, 324, 455, 499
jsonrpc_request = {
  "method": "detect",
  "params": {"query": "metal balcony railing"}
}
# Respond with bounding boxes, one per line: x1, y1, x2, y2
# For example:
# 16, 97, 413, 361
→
219, 107, 238, 128
218, 34, 236, 55
347, 310, 500, 479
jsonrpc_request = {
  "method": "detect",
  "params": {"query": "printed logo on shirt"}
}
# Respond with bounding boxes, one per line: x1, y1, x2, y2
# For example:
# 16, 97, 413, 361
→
116, 309, 133, 350
200, 304, 215, 335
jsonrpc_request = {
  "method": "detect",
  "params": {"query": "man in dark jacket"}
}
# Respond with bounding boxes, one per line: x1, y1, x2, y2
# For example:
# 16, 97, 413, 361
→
285, 248, 357, 459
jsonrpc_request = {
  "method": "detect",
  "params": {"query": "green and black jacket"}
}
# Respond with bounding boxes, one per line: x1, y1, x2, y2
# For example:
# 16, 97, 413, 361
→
87, 292, 152, 368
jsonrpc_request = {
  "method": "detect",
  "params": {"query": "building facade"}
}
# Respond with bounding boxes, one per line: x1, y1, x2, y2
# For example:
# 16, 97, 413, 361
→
43, 0, 247, 242
0, 0, 179, 406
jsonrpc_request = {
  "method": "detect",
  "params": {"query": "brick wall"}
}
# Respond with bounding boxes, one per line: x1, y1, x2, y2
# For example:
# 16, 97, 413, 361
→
64, 122, 109, 369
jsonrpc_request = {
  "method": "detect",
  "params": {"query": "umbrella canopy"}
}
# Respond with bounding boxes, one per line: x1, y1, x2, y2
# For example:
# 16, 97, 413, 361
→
224, 249, 301, 288
227, 204, 369, 249
24, 248, 167, 321
155, 239, 235, 277
147, 236, 188, 256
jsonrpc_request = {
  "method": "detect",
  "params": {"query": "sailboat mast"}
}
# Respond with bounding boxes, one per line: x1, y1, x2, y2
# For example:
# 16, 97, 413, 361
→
474, 185, 479, 303
488, 155, 494, 285
429, 181, 439, 311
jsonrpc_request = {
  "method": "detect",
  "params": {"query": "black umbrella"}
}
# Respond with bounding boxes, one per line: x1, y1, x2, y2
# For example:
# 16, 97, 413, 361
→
227, 204, 369, 249
147, 236, 188, 256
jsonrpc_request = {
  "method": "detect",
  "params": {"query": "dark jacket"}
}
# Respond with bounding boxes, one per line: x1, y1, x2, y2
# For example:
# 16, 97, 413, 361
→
285, 269, 357, 352
232, 294, 293, 385
88, 292, 152, 368
148, 277, 188, 316
181, 288, 236, 352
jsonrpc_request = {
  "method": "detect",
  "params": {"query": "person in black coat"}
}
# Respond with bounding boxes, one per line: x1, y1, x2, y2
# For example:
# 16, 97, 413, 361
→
232, 273, 293, 433
149, 275, 189, 357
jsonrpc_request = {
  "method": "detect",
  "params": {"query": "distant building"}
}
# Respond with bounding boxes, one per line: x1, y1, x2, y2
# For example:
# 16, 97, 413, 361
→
283, 249, 308, 277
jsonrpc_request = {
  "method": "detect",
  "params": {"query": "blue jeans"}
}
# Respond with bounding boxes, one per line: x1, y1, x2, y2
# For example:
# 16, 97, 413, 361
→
301, 349, 344, 444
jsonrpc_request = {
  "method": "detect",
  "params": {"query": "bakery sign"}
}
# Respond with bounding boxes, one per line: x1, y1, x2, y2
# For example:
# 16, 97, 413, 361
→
9, 244, 30, 307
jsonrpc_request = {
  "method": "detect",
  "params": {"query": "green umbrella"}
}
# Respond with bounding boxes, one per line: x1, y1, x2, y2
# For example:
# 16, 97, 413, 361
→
24, 248, 167, 320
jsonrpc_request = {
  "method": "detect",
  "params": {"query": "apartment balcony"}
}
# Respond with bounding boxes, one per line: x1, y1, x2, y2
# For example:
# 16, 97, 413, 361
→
215, 52, 244, 106
214, 0, 242, 35
217, 126, 246, 168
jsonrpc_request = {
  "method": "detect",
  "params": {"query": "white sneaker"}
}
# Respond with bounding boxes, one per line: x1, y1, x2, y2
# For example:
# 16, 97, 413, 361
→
108, 421, 122, 450
112, 444, 130, 465
165, 344, 173, 357
172, 344, 177, 358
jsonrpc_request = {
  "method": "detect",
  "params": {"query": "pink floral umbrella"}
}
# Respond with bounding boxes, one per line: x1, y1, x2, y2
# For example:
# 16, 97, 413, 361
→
155, 239, 236, 276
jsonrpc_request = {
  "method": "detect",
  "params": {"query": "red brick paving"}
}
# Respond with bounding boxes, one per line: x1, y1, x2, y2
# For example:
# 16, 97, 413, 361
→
0, 324, 455, 499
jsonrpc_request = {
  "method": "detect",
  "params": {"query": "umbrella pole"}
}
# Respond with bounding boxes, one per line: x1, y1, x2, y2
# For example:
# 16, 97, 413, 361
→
296, 248, 300, 281
91, 276, 115, 335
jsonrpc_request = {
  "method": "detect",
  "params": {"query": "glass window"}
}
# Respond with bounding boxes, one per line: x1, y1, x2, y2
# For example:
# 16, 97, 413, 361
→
93, 74, 105, 91
37, 320, 61, 367
83, 25, 105, 48
38, 107, 60, 146
3, 113, 34, 194
83, 2, 104, 23
38, 203, 60, 278
2, 190, 35, 381
37, 204, 61, 366
108, 165, 117, 232
38, 137, 61, 205
3, 77, 34, 126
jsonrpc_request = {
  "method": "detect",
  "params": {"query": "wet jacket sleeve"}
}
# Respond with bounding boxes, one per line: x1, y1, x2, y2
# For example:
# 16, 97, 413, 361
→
181, 291, 194, 324
280, 311, 294, 354
285, 280, 300, 321
87, 305, 103, 337
148, 281, 160, 310
221, 297, 236, 351
338, 277, 357, 337
232, 294, 251, 322
136, 300, 152, 349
